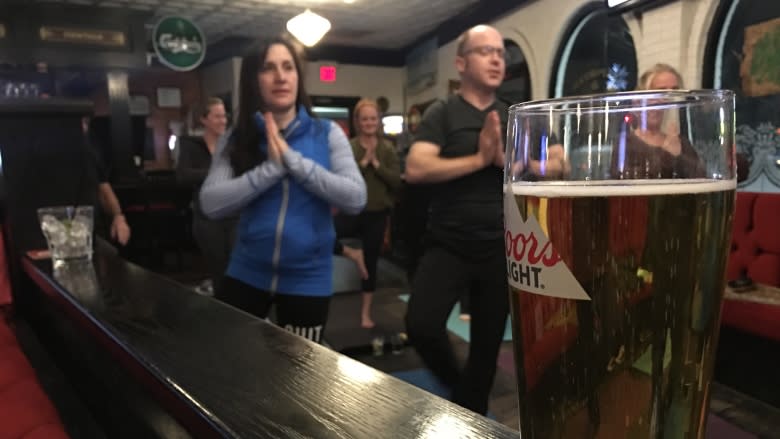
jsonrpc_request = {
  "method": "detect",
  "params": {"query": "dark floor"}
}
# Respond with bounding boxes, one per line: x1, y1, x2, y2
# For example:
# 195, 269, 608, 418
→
334, 257, 780, 437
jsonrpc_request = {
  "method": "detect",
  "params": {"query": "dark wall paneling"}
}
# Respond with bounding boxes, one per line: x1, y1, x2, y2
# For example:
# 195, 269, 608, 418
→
0, 98, 95, 255
106, 71, 138, 183
0, 3, 149, 69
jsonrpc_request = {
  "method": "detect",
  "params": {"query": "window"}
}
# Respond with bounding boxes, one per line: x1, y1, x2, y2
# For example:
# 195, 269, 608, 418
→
552, 5, 637, 97
497, 38, 531, 106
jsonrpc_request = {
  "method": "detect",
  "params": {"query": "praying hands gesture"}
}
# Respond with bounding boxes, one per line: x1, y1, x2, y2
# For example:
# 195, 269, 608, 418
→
479, 110, 568, 178
508, 144, 569, 179
359, 143, 380, 169
264, 112, 289, 164
477, 110, 505, 169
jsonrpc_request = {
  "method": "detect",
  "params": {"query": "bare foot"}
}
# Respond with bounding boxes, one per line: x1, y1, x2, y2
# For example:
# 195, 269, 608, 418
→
361, 317, 375, 329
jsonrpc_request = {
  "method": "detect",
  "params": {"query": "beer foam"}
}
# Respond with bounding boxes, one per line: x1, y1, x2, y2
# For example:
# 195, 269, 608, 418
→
508, 179, 735, 197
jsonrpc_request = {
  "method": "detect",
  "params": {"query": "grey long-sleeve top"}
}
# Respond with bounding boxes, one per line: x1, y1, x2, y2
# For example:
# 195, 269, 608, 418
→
199, 122, 367, 220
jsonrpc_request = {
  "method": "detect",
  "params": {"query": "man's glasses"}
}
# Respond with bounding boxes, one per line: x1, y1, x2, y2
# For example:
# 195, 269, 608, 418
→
462, 45, 505, 58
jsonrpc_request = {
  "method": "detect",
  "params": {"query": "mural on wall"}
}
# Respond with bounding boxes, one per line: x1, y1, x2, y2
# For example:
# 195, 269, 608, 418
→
736, 122, 780, 187
406, 37, 438, 95
710, 0, 780, 191
448, 79, 461, 95
741, 16, 780, 97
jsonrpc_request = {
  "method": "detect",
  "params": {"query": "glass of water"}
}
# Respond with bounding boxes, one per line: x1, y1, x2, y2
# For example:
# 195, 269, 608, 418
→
37, 206, 94, 264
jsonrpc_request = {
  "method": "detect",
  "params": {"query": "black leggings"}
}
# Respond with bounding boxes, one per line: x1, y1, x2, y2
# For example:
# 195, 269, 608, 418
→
218, 276, 331, 343
335, 210, 388, 292
405, 244, 509, 415
192, 215, 236, 295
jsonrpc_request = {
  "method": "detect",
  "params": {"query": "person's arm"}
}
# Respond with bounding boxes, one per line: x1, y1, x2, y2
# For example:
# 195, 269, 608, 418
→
97, 182, 131, 245
281, 121, 367, 214
175, 140, 208, 186
675, 138, 705, 178
405, 141, 488, 184
373, 143, 402, 191
199, 134, 287, 220
404, 104, 498, 184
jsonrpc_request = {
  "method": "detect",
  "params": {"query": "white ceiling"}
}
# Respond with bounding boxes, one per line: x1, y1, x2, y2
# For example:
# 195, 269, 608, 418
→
38, 0, 481, 49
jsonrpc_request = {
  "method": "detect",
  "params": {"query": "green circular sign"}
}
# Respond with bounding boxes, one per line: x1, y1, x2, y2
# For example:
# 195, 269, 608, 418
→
153, 16, 206, 72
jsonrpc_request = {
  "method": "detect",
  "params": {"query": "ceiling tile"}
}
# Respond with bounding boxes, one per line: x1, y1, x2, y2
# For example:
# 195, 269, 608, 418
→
84, 0, 480, 49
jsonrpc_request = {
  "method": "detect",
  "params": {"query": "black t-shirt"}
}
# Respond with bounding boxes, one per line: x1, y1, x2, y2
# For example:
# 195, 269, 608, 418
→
414, 94, 508, 254
81, 138, 110, 234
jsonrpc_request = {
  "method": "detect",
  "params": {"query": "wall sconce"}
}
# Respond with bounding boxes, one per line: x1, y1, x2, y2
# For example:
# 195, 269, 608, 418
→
286, 9, 331, 47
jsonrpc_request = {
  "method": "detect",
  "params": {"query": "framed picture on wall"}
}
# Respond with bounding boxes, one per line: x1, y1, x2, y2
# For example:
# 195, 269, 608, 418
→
449, 79, 461, 95
156, 87, 181, 108
129, 95, 150, 115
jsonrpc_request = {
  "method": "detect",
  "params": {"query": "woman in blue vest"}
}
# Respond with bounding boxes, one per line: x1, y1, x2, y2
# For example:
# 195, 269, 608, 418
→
200, 37, 366, 343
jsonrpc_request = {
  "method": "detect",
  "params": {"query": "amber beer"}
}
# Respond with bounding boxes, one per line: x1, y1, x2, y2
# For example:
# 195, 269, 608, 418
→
505, 179, 734, 439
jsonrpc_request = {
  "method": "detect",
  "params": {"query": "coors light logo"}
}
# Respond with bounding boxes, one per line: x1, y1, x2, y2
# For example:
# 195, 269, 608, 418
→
503, 189, 590, 300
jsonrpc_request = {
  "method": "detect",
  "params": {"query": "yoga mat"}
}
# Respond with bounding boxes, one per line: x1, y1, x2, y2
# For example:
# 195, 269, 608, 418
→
391, 368, 497, 420
399, 294, 512, 343
324, 292, 405, 353
632, 333, 672, 375
391, 368, 449, 398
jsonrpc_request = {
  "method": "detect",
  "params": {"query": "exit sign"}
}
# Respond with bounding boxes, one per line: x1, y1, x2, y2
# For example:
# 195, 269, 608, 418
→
319, 65, 336, 82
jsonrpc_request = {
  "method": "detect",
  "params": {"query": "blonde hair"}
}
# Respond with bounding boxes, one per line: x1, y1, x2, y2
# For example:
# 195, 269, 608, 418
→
352, 98, 383, 137
638, 63, 683, 90
199, 97, 224, 119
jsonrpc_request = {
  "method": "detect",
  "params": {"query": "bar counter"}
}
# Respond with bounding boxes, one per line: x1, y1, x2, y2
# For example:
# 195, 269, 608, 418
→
22, 241, 518, 438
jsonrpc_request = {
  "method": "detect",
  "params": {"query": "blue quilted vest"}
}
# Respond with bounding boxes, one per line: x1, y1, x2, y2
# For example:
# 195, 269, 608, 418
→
228, 107, 335, 296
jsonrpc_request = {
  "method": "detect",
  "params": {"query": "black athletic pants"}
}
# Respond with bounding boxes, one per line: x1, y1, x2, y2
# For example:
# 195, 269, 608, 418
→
335, 210, 388, 292
219, 276, 331, 343
405, 243, 509, 415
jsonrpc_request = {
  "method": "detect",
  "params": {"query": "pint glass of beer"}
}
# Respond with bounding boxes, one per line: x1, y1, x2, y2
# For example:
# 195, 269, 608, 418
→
503, 90, 735, 438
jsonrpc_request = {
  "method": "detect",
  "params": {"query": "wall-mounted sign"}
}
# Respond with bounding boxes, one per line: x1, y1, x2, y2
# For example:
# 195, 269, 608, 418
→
153, 16, 206, 72
319, 65, 336, 82
129, 95, 151, 115
156, 87, 182, 108
39, 26, 126, 47
406, 37, 438, 94
0, 23, 6, 39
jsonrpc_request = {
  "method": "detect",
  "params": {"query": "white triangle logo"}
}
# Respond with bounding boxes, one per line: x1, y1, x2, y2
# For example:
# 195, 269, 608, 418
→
504, 189, 591, 300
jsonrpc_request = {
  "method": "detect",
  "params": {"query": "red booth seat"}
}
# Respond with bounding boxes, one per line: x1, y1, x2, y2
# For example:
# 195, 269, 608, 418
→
724, 192, 780, 341
0, 319, 69, 439
0, 225, 69, 439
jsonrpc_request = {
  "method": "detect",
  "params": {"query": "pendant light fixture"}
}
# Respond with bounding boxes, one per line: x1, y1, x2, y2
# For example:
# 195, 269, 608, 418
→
286, 9, 331, 47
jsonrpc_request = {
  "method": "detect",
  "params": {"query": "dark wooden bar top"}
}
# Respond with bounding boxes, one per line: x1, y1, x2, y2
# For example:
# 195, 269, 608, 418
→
22, 243, 518, 439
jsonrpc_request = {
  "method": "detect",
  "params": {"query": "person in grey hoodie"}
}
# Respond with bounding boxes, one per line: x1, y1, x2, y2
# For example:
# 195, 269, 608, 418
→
200, 37, 366, 343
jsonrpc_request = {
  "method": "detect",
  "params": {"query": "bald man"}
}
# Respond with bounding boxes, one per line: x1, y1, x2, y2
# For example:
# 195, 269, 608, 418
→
404, 25, 509, 415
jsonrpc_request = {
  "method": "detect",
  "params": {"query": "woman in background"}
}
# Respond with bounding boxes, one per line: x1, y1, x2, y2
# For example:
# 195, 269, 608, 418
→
338, 98, 401, 328
200, 37, 366, 343
176, 97, 234, 296
635, 63, 685, 160
616, 63, 701, 179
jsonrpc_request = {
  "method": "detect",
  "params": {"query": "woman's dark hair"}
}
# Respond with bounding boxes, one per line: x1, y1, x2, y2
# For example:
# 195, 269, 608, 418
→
230, 36, 313, 175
